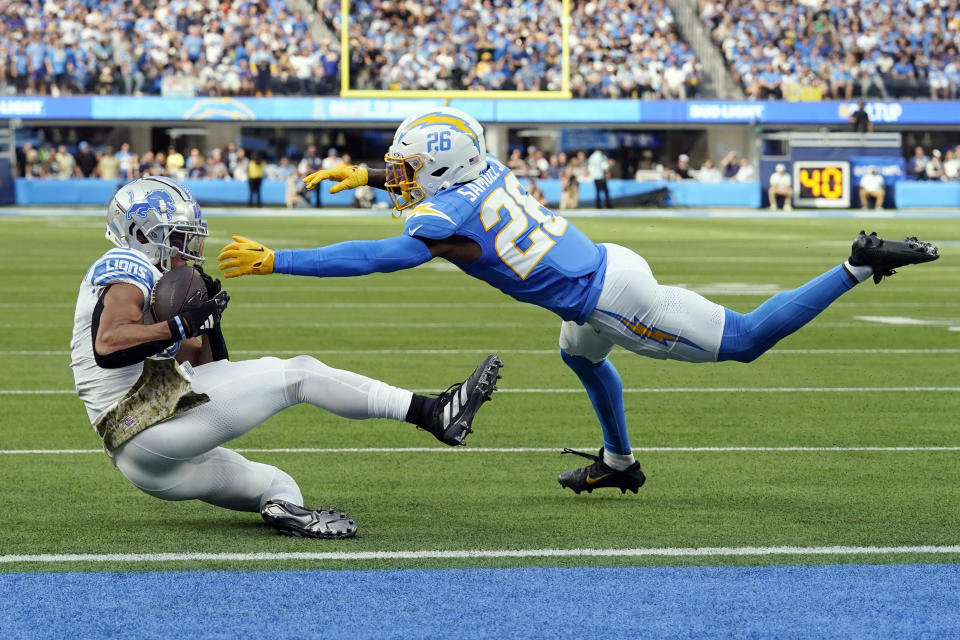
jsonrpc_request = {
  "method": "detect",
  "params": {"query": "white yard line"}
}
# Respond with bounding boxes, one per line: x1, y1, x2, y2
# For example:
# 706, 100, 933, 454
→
3, 545, 960, 564
3, 446, 959, 455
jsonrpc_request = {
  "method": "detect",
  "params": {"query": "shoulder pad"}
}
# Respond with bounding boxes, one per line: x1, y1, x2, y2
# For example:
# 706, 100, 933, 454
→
90, 248, 158, 294
403, 200, 467, 240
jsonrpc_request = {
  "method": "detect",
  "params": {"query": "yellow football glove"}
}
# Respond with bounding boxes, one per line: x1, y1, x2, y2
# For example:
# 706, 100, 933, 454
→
217, 235, 275, 278
303, 164, 368, 193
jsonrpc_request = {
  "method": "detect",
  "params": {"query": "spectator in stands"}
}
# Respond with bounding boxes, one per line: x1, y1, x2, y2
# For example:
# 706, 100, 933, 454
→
75, 141, 97, 178
287, 168, 311, 209
207, 150, 229, 180
527, 179, 546, 206
55, 145, 76, 179
849, 100, 873, 134
298, 145, 323, 207
226, 144, 240, 173
909, 147, 929, 181
829, 56, 855, 100
269, 157, 296, 182
507, 149, 526, 176
587, 148, 612, 209
321, 147, 341, 171
928, 60, 951, 100
859, 167, 885, 209
116, 143, 135, 180
674, 154, 692, 180
768, 163, 792, 211
20, 143, 42, 178
233, 148, 249, 182
697, 159, 722, 183
527, 148, 550, 179
925, 150, 943, 181
734, 158, 755, 183
166, 147, 185, 178
858, 52, 889, 99
721, 152, 740, 181
247, 151, 266, 207
943, 149, 960, 181
96, 146, 120, 180
559, 169, 580, 210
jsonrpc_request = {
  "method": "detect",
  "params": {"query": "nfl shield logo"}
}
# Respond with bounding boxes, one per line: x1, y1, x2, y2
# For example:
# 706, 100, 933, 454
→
122, 415, 138, 427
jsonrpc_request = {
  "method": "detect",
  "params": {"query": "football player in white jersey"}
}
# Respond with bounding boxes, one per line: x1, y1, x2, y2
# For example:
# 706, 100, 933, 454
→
70, 176, 502, 538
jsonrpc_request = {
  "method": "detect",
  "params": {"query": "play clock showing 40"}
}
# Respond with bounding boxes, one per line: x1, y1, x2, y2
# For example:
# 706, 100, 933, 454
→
793, 161, 851, 208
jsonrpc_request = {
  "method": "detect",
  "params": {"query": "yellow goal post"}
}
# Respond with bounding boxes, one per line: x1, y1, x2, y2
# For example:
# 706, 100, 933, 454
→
339, 0, 572, 99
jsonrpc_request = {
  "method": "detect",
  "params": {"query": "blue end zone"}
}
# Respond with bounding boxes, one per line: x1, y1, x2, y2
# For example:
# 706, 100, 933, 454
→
2, 564, 959, 639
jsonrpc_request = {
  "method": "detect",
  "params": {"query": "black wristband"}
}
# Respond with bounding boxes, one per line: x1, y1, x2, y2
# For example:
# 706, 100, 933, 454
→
205, 325, 229, 361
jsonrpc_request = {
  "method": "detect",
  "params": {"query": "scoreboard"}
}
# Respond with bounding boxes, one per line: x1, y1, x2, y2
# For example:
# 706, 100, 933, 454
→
793, 161, 851, 208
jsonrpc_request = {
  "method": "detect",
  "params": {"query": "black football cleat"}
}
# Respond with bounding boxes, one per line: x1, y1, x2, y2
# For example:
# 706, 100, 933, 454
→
261, 499, 357, 539
849, 230, 940, 284
420, 355, 502, 446
558, 448, 646, 494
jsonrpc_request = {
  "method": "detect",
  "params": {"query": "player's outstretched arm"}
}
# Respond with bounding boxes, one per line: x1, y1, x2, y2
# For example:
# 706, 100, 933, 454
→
303, 164, 389, 193
218, 234, 434, 279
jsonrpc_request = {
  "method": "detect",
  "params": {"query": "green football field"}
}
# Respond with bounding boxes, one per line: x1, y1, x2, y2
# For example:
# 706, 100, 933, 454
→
2, 213, 958, 573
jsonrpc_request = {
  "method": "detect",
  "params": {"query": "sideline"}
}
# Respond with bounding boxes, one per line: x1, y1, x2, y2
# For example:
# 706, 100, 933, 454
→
4, 544, 960, 564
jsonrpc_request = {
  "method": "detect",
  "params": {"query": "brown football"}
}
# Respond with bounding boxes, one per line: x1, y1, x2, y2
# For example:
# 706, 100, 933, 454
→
150, 265, 207, 322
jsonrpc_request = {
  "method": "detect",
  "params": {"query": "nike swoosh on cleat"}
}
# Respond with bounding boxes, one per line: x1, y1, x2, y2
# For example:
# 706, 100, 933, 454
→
585, 474, 610, 484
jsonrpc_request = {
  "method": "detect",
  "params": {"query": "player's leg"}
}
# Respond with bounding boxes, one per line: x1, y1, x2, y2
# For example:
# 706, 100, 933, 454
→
132, 354, 500, 459
558, 323, 626, 456
587, 233, 939, 368
718, 231, 939, 362
114, 436, 357, 538
557, 322, 645, 494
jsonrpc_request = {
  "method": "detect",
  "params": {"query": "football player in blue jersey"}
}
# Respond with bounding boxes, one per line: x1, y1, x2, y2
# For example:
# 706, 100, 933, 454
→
71, 175, 501, 539
218, 106, 940, 495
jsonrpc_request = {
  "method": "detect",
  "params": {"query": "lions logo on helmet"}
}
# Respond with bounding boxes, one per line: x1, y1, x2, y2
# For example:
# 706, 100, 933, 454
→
105, 176, 208, 271
384, 106, 488, 211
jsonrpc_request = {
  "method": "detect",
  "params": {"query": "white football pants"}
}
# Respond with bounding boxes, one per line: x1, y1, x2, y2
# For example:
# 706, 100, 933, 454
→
560, 243, 726, 363
112, 356, 413, 512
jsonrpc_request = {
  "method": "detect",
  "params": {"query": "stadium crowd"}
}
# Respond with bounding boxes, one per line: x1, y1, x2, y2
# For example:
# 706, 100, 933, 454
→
0, 0, 340, 97
701, 0, 960, 100
0, 0, 702, 99
341, 0, 702, 98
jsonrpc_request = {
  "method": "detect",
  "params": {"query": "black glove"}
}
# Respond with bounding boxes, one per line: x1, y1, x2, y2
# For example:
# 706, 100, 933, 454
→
194, 263, 222, 297
169, 291, 230, 340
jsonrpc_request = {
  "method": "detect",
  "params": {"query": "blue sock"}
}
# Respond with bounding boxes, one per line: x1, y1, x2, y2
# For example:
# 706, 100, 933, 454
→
560, 349, 631, 454
718, 264, 856, 362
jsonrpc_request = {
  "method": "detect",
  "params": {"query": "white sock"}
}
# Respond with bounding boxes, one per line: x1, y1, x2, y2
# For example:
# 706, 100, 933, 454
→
843, 260, 873, 283
366, 383, 413, 422
287, 356, 412, 421
603, 449, 636, 471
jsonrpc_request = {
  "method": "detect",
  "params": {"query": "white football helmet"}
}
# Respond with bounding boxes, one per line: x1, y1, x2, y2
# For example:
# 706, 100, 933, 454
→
105, 176, 207, 271
384, 106, 488, 210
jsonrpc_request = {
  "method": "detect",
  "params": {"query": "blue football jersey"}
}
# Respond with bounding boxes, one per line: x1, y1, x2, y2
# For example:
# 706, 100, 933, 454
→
403, 156, 606, 323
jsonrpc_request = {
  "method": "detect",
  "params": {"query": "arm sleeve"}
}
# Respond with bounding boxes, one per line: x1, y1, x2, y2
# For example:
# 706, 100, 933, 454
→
272, 235, 433, 278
